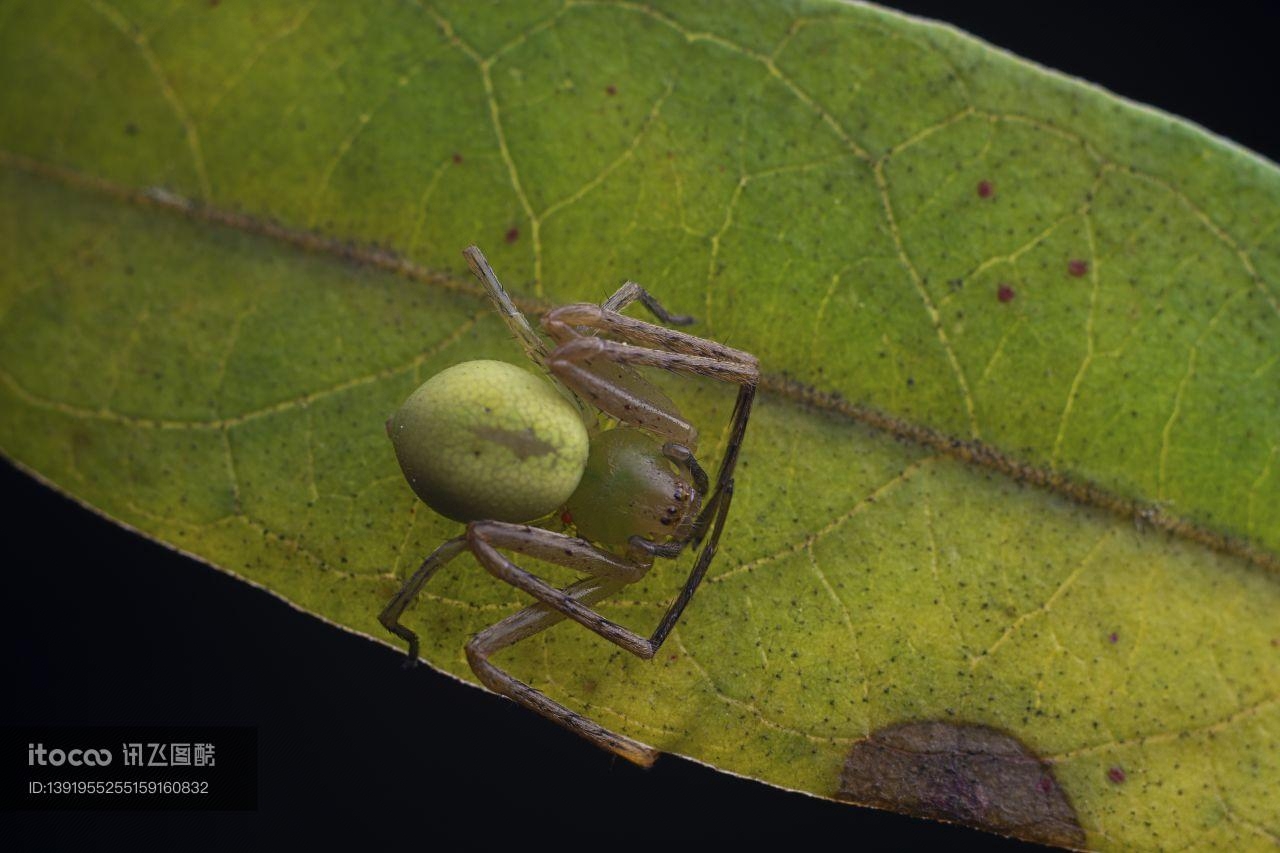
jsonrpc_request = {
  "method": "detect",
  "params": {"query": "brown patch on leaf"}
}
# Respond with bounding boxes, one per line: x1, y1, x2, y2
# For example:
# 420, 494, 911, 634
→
836, 721, 1085, 849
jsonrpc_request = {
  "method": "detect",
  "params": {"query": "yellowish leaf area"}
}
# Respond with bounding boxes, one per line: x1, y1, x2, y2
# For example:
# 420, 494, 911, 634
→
0, 1, 1276, 849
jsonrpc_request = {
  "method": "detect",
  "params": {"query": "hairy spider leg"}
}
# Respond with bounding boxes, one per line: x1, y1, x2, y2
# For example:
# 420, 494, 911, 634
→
602, 280, 696, 327
650, 391, 749, 649
465, 486, 736, 765
375, 521, 662, 761
540, 302, 759, 653
379, 495, 740, 765
378, 536, 468, 663
467, 521, 657, 658
375, 522, 661, 761
462, 245, 549, 369
542, 304, 757, 446
462, 246, 694, 427
463, 575, 659, 767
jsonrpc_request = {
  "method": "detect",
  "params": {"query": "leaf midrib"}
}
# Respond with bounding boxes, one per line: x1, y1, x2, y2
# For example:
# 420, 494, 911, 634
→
3, 147, 1275, 574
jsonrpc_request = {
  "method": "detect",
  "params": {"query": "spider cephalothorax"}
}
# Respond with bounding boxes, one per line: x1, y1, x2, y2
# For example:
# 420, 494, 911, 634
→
379, 246, 758, 766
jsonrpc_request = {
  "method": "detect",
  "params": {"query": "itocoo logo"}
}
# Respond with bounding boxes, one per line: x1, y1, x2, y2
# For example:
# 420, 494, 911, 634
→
28, 743, 113, 766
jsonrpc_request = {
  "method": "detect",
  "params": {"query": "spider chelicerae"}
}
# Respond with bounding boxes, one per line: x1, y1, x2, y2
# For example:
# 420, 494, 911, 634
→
379, 246, 758, 766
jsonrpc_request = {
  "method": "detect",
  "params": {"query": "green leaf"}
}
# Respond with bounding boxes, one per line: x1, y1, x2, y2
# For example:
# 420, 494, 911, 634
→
2, 0, 1277, 848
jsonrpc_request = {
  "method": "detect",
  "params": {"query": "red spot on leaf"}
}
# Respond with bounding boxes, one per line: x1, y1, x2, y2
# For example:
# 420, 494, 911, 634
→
605, 84, 617, 96
1068, 259, 1089, 277
1107, 766, 1126, 784
451, 152, 463, 164
560, 509, 574, 526
1108, 631, 1119, 644
504, 227, 519, 244
997, 284, 1016, 303
977, 180, 995, 199
1036, 776, 1053, 794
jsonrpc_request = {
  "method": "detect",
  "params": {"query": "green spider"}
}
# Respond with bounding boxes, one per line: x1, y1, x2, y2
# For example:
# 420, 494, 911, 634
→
379, 246, 758, 766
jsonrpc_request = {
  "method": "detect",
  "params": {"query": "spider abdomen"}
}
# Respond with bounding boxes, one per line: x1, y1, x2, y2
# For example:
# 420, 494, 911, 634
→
565, 427, 699, 548
387, 360, 589, 523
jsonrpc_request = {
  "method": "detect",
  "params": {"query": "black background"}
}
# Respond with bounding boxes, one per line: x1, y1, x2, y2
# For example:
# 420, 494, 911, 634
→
4, 3, 1277, 850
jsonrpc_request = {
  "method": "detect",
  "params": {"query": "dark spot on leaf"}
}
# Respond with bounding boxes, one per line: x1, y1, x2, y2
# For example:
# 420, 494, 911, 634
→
1108, 631, 1119, 644
605, 84, 617, 96
836, 721, 1084, 849
977, 180, 994, 198
504, 226, 519, 244
70, 430, 94, 458
997, 284, 1015, 303
1068, 259, 1088, 277
1107, 766, 1126, 784
452, 152, 463, 164
124, 122, 138, 136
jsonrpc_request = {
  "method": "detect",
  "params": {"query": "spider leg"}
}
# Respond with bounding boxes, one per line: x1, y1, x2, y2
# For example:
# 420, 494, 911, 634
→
543, 303, 759, 655
462, 245, 550, 369
543, 334, 754, 449
663, 442, 708, 494
379, 525, 659, 763
466, 521, 656, 659
464, 575, 659, 767
690, 380, 755, 546
541, 304, 757, 445
543, 302, 758, 367
628, 388, 750, 649
463, 521, 672, 764
649, 481, 734, 649
378, 535, 468, 664
602, 280, 695, 326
